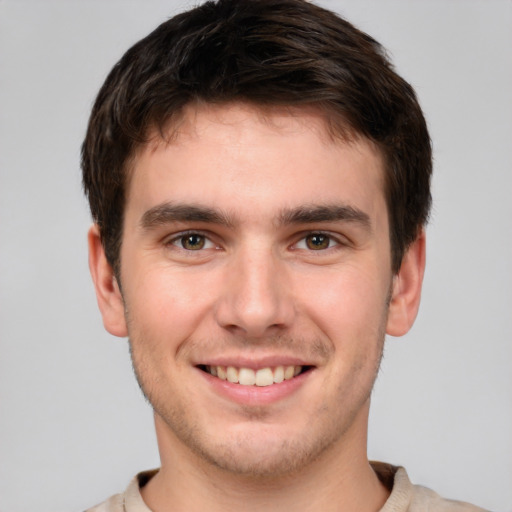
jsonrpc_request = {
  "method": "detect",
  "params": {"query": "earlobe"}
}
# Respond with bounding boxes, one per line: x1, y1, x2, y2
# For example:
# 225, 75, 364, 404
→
88, 225, 128, 337
386, 231, 426, 337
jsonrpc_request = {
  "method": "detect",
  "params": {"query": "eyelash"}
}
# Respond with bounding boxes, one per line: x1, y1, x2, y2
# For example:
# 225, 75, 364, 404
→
165, 230, 345, 252
166, 230, 218, 251
293, 232, 343, 251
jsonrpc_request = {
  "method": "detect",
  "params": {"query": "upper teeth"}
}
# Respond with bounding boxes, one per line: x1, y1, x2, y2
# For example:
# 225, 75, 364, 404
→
207, 365, 302, 386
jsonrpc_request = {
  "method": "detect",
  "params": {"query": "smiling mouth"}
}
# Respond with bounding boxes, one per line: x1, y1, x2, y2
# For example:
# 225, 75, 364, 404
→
198, 365, 312, 387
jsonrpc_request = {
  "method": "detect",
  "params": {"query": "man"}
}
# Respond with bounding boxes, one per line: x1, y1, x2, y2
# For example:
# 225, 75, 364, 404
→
82, 0, 487, 510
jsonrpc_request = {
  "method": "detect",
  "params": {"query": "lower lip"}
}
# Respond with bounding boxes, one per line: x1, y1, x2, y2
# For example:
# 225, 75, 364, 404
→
197, 367, 312, 406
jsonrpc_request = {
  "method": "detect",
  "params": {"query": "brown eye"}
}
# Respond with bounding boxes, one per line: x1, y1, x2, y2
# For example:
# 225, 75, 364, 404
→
181, 234, 206, 250
305, 234, 330, 250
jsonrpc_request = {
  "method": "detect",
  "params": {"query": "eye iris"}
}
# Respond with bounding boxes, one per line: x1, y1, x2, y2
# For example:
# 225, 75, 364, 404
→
306, 234, 329, 250
182, 234, 205, 250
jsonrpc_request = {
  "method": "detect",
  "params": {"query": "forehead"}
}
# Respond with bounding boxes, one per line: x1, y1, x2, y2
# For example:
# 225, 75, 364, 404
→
149, 102, 368, 157
126, 102, 386, 224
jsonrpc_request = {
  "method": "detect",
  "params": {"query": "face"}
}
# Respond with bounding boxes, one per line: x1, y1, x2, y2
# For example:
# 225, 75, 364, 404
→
90, 103, 424, 478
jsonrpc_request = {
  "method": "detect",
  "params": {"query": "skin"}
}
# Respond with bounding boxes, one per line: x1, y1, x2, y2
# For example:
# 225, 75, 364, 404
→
89, 103, 425, 512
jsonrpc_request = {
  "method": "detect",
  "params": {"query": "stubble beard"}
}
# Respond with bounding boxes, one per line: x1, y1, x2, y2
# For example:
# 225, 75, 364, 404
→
127, 324, 386, 480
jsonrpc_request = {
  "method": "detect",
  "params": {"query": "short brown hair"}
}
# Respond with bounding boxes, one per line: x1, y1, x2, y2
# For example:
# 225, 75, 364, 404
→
82, 0, 432, 274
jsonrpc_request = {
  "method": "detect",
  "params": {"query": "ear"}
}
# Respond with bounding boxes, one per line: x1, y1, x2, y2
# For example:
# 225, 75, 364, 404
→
386, 230, 426, 337
88, 224, 128, 337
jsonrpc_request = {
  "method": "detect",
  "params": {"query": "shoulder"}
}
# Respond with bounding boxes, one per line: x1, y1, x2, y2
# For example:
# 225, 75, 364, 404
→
84, 470, 157, 512
372, 462, 489, 512
84, 492, 124, 512
409, 483, 489, 512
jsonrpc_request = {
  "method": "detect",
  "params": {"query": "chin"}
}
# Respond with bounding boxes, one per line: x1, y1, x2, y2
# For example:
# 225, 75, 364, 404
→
195, 437, 323, 478
168, 417, 340, 479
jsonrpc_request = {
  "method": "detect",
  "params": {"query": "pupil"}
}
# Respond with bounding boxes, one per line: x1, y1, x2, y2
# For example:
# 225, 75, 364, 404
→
183, 234, 204, 250
307, 234, 329, 250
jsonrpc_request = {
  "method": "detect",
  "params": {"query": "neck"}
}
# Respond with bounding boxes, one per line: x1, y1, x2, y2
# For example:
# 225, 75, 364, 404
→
141, 408, 389, 512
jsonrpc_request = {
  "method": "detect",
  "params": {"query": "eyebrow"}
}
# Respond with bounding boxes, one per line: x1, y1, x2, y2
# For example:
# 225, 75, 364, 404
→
140, 202, 235, 230
140, 202, 371, 231
278, 204, 371, 230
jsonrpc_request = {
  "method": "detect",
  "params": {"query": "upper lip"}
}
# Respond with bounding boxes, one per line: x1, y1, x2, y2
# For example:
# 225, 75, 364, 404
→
193, 354, 317, 370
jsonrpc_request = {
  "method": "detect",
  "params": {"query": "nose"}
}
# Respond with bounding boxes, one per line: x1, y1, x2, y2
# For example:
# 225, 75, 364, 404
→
214, 246, 295, 338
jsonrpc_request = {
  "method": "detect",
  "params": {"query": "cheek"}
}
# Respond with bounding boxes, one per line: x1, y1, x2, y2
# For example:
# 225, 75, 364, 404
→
297, 263, 390, 338
124, 265, 220, 342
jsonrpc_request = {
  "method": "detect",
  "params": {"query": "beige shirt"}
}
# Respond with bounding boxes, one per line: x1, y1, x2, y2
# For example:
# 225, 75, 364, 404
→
85, 462, 488, 512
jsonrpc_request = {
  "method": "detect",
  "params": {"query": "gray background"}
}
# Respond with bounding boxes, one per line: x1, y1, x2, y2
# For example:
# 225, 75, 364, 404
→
0, 1, 511, 511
